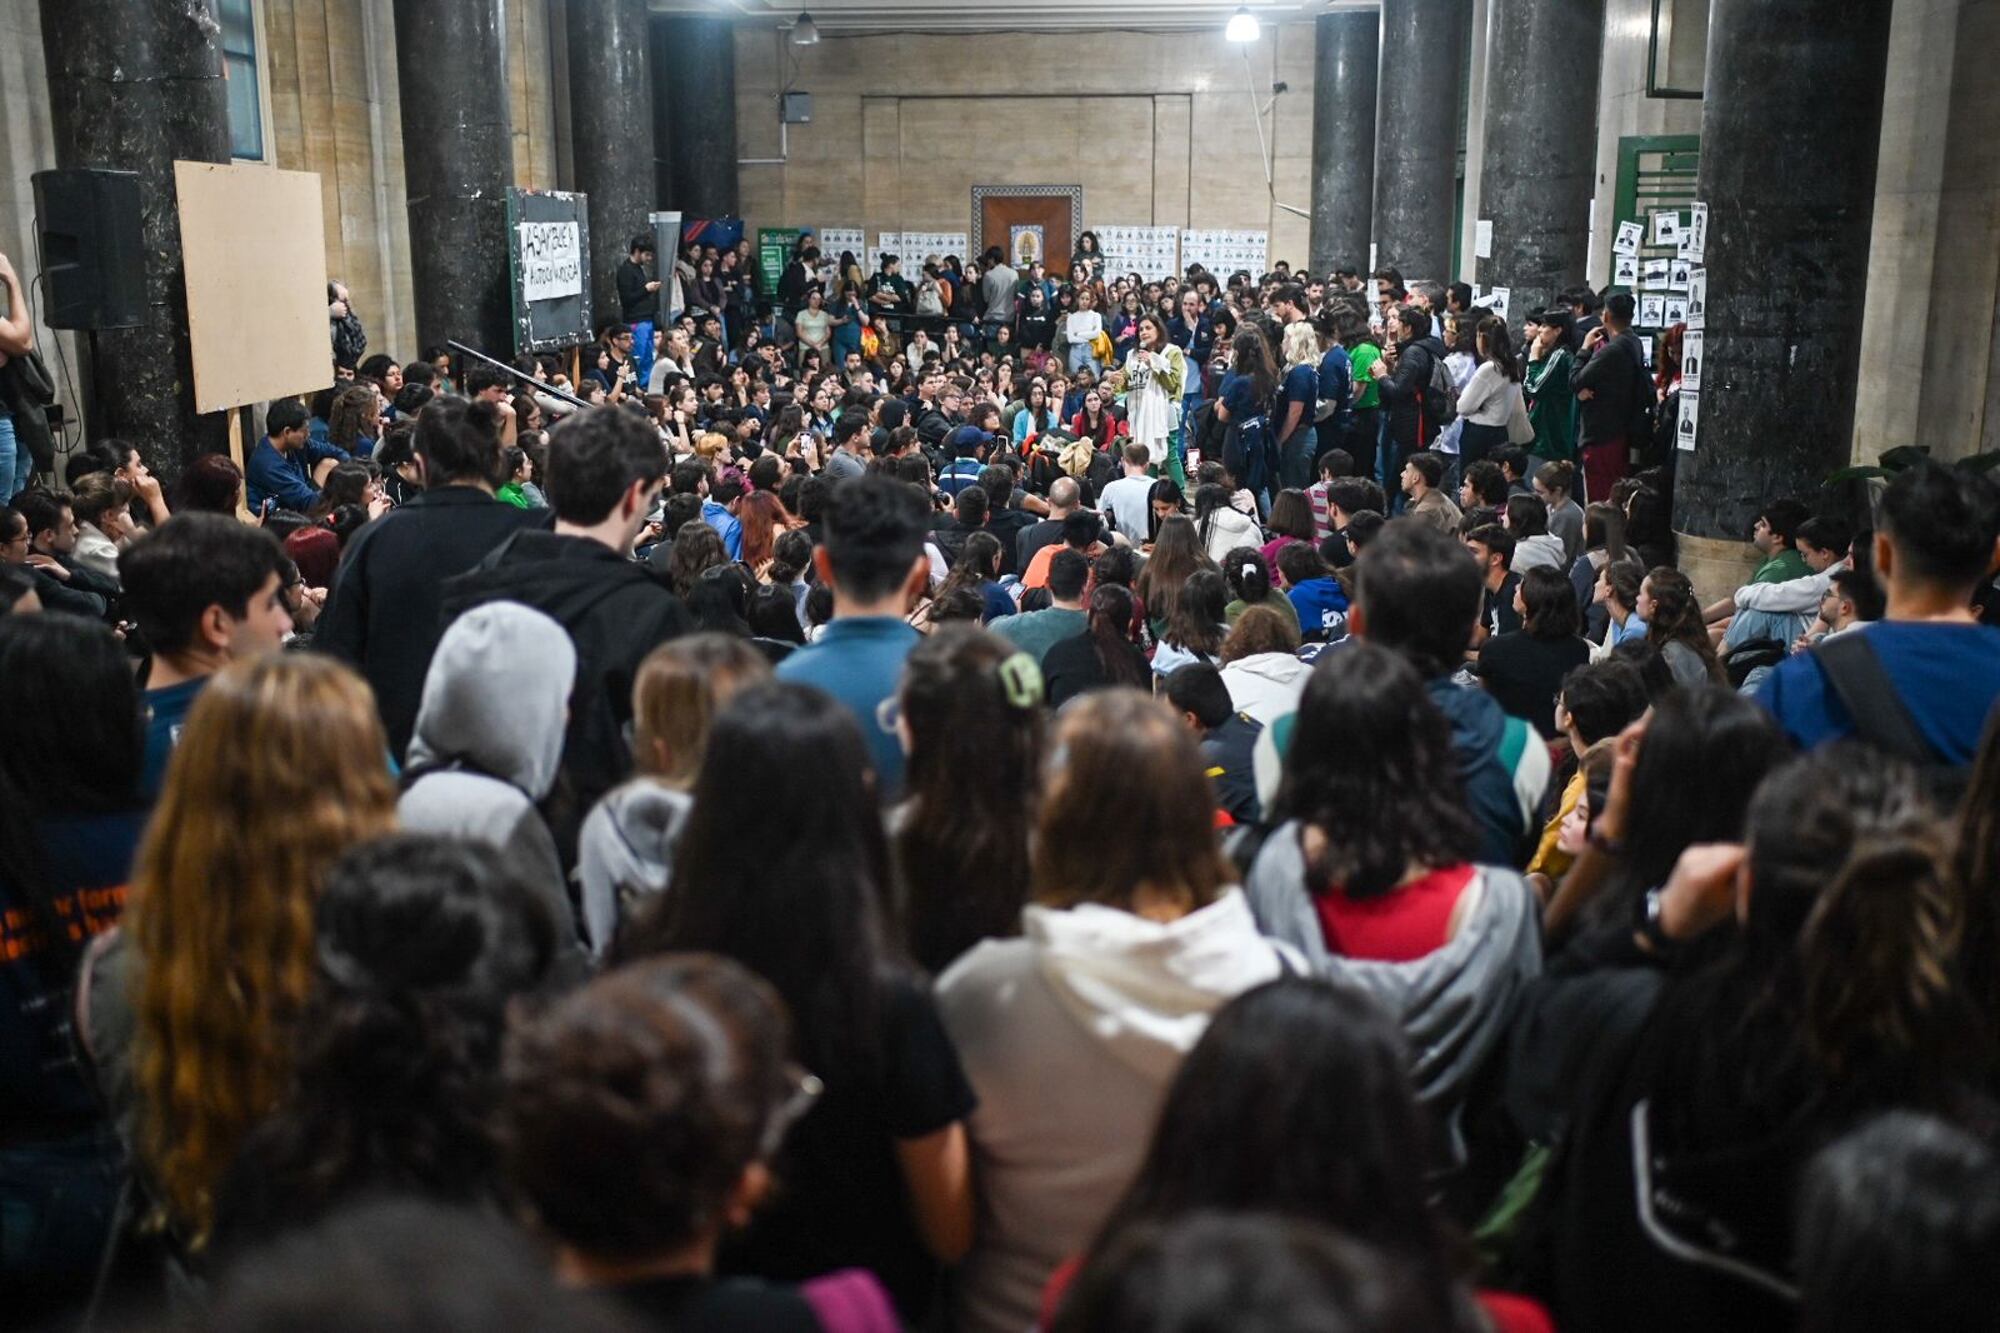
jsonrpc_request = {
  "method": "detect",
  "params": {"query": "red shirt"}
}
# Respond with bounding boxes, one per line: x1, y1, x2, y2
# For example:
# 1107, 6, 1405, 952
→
1313, 863, 1477, 963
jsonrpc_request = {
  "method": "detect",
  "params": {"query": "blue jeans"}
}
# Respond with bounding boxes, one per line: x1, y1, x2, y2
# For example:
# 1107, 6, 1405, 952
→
1066, 343, 1100, 375
631, 319, 657, 392
0, 414, 27, 500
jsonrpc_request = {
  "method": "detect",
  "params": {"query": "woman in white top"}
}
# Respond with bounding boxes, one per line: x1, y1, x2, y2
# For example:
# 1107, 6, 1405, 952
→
793, 287, 834, 361
937, 689, 1294, 1333
1064, 286, 1106, 375
1455, 314, 1523, 472
1120, 314, 1186, 468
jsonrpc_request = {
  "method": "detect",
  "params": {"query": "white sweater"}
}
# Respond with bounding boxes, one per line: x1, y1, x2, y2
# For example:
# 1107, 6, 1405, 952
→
936, 890, 1292, 1333
1456, 361, 1519, 427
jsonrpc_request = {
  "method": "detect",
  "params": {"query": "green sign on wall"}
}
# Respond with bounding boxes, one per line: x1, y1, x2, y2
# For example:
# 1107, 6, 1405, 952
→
758, 228, 803, 297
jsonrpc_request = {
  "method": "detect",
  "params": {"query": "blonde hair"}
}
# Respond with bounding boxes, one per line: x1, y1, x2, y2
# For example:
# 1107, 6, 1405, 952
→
1282, 319, 1320, 371
129, 654, 397, 1243
630, 634, 772, 788
695, 432, 731, 460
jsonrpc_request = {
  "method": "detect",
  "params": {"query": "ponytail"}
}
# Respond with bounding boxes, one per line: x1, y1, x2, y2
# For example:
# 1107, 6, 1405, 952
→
1801, 834, 1960, 1079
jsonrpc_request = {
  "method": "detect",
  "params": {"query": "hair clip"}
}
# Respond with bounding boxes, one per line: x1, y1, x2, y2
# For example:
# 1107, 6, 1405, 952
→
996, 652, 1045, 711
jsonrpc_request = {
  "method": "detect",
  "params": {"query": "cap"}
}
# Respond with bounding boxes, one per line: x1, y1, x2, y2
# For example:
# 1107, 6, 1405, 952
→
945, 425, 996, 453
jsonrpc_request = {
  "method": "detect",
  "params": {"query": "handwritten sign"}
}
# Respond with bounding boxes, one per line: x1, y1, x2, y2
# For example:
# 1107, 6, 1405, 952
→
519, 221, 582, 303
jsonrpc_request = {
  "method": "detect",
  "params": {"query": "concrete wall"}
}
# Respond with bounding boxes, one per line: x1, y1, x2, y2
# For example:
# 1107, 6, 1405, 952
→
1581, 0, 1705, 285
731, 25, 1319, 268
1851, 0, 2000, 462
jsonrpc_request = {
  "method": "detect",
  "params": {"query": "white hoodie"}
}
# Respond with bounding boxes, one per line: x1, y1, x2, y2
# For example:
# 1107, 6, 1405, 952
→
1510, 532, 1568, 575
1220, 651, 1314, 728
936, 889, 1291, 1333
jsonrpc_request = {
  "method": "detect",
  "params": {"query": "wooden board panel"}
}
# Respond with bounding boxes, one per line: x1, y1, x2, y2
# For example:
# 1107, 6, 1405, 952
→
175, 160, 332, 413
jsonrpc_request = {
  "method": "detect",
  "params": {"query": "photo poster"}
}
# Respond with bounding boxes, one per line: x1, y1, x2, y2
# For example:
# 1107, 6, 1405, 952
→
868, 232, 898, 274
1613, 219, 1645, 255
1180, 229, 1270, 278
818, 227, 865, 259
1668, 260, 1692, 291
1664, 296, 1690, 327
1614, 254, 1640, 288
1642, 258, 1671, 289
1094, 225, 1180, 282
1682, 329, 1704, 392
1651, 209, 1681, 246
508, 187, 591, 354
899, 232, 969, 263
1686, 268, 1708, 330
1686, 203, 1709, 261
1677, 392, 1699, 452
1638, 294, 1667, 329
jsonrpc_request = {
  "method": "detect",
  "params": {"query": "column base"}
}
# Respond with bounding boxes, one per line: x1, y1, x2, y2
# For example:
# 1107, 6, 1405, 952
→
1675, 530, 1762, 609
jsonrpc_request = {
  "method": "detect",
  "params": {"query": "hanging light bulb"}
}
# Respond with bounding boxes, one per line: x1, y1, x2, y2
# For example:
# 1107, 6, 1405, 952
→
1225, 7, 1260, 42
792, 11, 820, 44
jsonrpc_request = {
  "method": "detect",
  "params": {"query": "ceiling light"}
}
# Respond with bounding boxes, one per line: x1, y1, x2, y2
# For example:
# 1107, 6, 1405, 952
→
792, 11, 820, 44
1225, 7, 1260, 41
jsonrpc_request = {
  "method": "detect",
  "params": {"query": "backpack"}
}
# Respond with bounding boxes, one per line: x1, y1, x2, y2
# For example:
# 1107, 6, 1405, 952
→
1222, 400, 1278, 499
1423, 347, 1459, 435
1625, 341, 1656, 455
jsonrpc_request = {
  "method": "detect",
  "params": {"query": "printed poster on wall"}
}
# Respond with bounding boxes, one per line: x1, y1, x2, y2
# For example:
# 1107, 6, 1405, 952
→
1613, 220, 1645, 255
1639, 295, 1667, 328
1682, 330, 1704, 392
819, 227, 865, 257
1614, 254, 1640, 287
1664, 296, 1690, 326
1686, 269, 1708, 330
1651, 210, 1681, 246
1686, 203, 1709, 261
1677, 392, 1699, 452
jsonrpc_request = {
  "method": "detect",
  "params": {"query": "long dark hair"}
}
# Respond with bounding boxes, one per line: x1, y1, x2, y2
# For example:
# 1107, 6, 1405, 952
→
1586, 685, 1787, 935
1086, 979, 1475, 1330
1519, 565, 1581, 641
1273, 641, 1479, 898
936, 531, 1003, 606
621, 682, 899, 1084
215, 834, 556, 1244
0, 615, 142, 983
1230, 328, 1278, 405
1165, 570, 1229, 658
1222, 545, 1279, 610
1476, 315, 1520, 381
1085, 584, 1149, 689
896, 627, 1044, 974
1135, 515, 1213, 627
1643, 566, 1723, 682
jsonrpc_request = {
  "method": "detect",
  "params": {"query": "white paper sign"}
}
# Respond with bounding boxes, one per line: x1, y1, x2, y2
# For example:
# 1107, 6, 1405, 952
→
1686, 203, 1709, 261
1484, 286, 1511, 318
1614, 220, 1644, 255
819, 227, 865, 256
518, 221, 582, 303
1686, 268, 1707, 330
1614, 254, 1640, 287
1676, 392, 1699, 452
1668, 260, 1692, 291
1664, 296, 1690, 326
1369, 242, 1378, 272
1651, 210, 1681, 245
1642, 258, 1671, 287
1475, 219, 1494, 259
1639, 294, 1667, 328
1682, 329, 1704, 391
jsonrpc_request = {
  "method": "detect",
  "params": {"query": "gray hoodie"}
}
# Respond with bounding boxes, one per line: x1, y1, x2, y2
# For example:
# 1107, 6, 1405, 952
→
575, 779, 692, 957
399, 601, 586, 961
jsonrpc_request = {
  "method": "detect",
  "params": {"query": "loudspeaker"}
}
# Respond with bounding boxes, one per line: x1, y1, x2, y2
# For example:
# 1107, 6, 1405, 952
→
32, 168, 146, 331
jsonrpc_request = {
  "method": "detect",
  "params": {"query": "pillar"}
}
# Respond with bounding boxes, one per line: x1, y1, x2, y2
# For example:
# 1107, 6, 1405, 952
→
1475, 0, 1604, 316
1309, 11, 1379, 276
393, 0, 514, 359
650, 16, 740, 219
1671, 0, 1894, 544
38, 0, 231, 471
1371, 0, 1471, 282
568, 0, 657, 325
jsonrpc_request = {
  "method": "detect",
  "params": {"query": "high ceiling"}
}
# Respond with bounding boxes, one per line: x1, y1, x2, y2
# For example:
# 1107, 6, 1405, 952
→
649, 0, 1377, 35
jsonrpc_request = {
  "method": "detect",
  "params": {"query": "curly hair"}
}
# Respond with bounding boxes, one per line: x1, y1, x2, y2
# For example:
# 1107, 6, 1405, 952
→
130, 655, 397, 1244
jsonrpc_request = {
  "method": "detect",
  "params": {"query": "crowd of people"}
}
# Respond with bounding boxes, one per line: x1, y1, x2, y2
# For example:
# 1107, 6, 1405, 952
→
3, 231, 2000, 1333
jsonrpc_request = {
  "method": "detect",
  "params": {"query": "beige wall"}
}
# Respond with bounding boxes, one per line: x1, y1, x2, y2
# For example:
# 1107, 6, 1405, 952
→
732, 25, 1318, 268
1852, 0, 2000, 462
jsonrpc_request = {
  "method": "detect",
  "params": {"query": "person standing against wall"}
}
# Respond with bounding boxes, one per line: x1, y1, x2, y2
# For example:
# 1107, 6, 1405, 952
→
616, 235, 661, 393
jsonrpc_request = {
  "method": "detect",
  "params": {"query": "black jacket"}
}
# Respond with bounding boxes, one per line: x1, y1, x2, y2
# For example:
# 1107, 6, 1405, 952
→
1377, 334, 1447, 452
1574, 330, 1645, 448
316, 486, 543, 760
441, 530, 694, 814
616, 258, 657, 324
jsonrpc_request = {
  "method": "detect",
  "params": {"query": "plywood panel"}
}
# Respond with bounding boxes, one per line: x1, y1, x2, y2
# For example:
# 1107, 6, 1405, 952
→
175, 162, 332, 411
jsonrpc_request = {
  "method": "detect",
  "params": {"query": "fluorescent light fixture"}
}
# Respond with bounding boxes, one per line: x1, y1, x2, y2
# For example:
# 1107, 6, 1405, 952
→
792, 11, 820, 44
1225, 7, 1260, 41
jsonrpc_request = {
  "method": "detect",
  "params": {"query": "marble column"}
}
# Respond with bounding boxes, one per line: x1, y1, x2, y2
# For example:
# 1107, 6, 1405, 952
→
38, 0, 231, 471
1671, 0, 1894, 542
569, 0, 657, 324
393, 0, 515, 359
1475, 0, 1603, 316
650, 15, 740, 219
1309, 11, 1379, 276
1371, 0, 1471, 281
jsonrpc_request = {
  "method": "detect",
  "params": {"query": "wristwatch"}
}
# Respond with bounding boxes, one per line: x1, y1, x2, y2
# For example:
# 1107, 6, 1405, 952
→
1636, 886, 1677, 958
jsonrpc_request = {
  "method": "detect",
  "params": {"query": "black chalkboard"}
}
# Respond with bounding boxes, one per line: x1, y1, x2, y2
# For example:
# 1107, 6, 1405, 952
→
507, 187, 593, 354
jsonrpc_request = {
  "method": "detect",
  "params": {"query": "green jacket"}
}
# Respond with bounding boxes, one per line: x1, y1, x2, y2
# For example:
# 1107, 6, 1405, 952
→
1524, 349, 1577, 462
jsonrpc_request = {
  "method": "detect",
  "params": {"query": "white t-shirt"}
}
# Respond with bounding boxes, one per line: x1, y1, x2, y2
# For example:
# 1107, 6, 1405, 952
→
1100, 474, 1156, 544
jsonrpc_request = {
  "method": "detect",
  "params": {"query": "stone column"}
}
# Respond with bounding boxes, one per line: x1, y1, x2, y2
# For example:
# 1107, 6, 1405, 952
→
1371, 0, 1471, 282
38, 0, 231, 471
1671, 0, 1894, 547
393, 0, 514, 359
568, 0, 657, 324
1309, 11, 1379, 276
1475, 0, 1603, 316
650, 15, 740, 219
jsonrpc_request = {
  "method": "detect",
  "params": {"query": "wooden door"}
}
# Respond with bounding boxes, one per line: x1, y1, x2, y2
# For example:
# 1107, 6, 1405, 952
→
979, 194, 1075, 276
